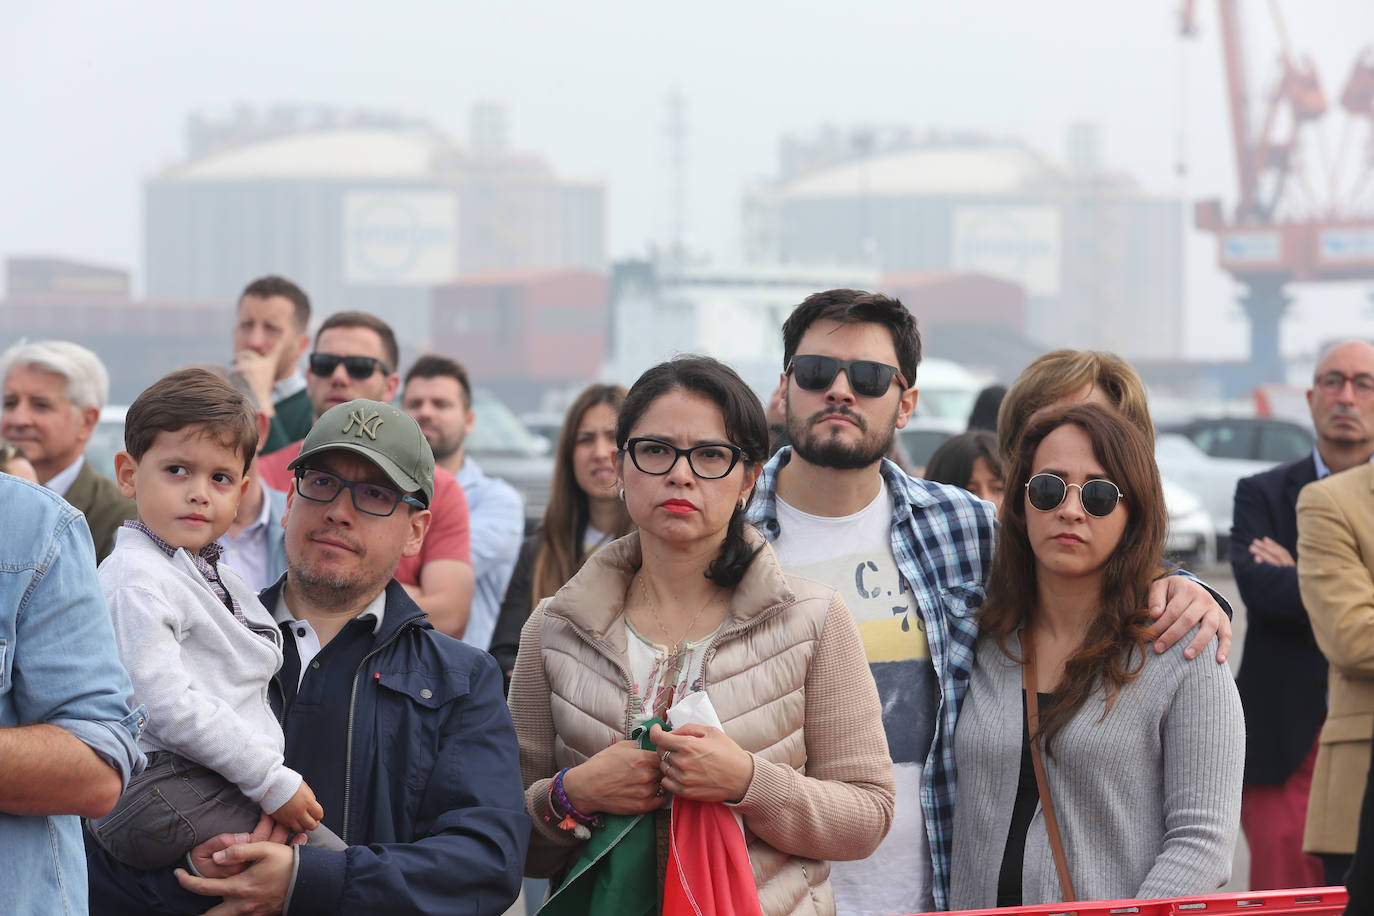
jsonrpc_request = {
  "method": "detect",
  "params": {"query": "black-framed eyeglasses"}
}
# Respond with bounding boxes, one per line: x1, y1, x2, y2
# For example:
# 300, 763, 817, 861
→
623, 437, 745, 480
1025, 473, 1124, 518
308, 352, 390, 380
1315, 370, 1374, 398
786, 355, 909, 398
293, 467, 425, 517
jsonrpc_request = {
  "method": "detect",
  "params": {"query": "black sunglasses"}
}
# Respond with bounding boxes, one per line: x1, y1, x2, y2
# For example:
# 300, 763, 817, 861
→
623, 437, 745, 480
1025, 473, 1124, 518
787, 355, 909, 398
309, 352, 390, 380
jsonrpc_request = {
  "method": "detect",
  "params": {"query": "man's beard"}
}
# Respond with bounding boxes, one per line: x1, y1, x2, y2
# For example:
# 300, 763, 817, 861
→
422, 428, 463, 464
786, 403, 896, 471
288, 530, 393, 607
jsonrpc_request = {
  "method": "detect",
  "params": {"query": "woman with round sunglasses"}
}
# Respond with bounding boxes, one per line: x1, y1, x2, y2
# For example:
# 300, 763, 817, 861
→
489, 384, 633, 683
950, 404, 1243, 908
508, 356, 894, 916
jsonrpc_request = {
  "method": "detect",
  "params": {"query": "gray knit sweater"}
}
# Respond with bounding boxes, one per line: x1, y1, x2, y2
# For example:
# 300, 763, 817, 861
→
950, 627, 1244, 907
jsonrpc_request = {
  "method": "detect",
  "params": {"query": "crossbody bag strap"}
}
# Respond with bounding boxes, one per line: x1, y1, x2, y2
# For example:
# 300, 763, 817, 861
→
1023, 634, 1077, 904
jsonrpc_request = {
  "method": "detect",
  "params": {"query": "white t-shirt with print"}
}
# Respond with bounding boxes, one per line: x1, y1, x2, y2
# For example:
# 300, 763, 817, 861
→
771, 480, 937, 916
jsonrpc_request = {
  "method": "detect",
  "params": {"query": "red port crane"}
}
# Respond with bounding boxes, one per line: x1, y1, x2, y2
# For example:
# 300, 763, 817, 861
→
1180, 0, 1374, 382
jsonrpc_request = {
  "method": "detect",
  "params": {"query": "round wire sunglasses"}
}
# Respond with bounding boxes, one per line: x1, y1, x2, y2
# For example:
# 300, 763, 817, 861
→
1024, 473, 1124, 518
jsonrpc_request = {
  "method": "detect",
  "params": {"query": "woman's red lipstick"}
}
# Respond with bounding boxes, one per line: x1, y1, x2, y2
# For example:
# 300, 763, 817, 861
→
662, 499, 697, 514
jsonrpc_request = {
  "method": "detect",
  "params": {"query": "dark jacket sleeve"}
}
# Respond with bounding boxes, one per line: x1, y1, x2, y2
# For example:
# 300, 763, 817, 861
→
490, 533, 541, 686
1161, 568, 1234, 619
287, 650, 530, 915
1228, 473, 1305, 626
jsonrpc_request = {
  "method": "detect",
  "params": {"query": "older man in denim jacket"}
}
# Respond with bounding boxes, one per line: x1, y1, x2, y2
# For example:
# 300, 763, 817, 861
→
0, 475, 146, 914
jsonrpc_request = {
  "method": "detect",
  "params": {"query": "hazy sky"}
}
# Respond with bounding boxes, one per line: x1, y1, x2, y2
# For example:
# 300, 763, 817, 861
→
4, 0, 1371, 367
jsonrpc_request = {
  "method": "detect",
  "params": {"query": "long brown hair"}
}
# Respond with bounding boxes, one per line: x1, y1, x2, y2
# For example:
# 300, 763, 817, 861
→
980, 403, 1168, 755
530, 384, 633, 606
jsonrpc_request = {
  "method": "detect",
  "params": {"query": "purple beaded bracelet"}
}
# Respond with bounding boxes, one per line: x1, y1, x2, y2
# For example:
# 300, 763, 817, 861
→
552, 767, 598, 825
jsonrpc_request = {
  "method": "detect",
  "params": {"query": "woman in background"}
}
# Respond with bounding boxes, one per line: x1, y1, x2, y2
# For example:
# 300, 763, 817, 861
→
925, 430, 1005, 512
0, 440, 38, 482
490, 384, 633, 681
951, 404, 1243, 907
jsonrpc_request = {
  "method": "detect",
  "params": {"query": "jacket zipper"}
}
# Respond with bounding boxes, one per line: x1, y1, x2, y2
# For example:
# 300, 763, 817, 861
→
698, 595, 798, 691
558, 615, 638, 739
340, 620, 419, 844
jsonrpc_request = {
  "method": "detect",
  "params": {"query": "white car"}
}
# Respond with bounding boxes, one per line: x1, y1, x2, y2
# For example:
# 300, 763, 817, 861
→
1155, 433, 1276, 556
1161, 476, 1215, 568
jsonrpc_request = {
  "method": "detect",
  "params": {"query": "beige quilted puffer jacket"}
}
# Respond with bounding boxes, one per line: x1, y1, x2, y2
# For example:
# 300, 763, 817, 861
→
508, 527, 895, 916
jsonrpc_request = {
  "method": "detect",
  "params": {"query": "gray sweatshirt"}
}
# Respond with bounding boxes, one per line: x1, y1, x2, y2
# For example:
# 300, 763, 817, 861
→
99, 527, 301, 814
951, 627, 1244, 907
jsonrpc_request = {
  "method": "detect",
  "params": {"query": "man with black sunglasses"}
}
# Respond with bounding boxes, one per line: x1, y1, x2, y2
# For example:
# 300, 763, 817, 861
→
86, 398, 528, 915
258, 311, 476, 639
746, 288, 1231, 916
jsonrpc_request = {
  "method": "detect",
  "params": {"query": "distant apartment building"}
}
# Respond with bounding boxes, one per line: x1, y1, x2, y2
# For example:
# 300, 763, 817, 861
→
144, 105, 605, 349
743, 125, 1183, 359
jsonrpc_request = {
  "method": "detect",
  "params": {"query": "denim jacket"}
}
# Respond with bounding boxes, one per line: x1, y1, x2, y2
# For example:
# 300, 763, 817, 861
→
0, 477, 145, 914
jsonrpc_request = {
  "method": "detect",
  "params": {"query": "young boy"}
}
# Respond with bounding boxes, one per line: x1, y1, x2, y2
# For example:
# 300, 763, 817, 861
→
89, 367, 341, 869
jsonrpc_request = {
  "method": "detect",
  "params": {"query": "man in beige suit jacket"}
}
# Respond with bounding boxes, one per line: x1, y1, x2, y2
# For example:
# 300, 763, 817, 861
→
1297, 460, 1374, 885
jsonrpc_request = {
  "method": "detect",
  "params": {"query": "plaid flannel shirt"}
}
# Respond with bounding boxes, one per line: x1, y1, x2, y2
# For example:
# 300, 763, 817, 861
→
747, 448, 997, 910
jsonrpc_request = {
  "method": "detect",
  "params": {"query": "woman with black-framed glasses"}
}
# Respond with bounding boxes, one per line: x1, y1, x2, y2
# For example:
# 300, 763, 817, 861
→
950, 403, 1244, 908
508, 355, 894, 916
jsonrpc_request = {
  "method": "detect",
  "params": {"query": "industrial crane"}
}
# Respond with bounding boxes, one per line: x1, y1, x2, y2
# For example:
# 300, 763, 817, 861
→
1180, 0, 1374, 384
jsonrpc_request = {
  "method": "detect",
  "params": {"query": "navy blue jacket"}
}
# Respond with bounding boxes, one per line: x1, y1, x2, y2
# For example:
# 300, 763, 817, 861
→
88, 579, 530, 915
1229, 456, 1329, 785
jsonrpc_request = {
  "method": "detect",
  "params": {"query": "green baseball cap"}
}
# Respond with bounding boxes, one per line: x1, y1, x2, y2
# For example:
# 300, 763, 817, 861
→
288, 399, 435, 506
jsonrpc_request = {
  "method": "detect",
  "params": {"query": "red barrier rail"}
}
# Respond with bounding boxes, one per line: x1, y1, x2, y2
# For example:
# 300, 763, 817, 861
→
933, 886, 1348, 916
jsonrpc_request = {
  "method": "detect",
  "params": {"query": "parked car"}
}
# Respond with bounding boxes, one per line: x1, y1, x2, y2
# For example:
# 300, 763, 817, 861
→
897, 417, 965, 475
1155, 432, 1284, 557
1157, 416, 1314, 465
467, 391, 554, 530
1161, 477, 1215, 568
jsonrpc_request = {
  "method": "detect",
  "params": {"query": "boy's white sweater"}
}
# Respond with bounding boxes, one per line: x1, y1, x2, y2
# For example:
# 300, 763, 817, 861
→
99, 526, 301, 814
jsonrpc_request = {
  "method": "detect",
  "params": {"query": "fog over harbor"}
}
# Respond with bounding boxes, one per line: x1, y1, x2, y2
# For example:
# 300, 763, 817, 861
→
3, 0, 1372, 373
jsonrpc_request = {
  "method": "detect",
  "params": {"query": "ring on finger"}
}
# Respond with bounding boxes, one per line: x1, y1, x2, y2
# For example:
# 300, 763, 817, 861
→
662, 751, 673, 769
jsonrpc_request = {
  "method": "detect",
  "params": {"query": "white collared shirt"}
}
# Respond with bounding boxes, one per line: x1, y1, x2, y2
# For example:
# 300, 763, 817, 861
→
223, 484, 274, 591
272, 589, 387, 687
272, 371, 307, 405
1311, 446, 1374, 481
44, 453, 86, 497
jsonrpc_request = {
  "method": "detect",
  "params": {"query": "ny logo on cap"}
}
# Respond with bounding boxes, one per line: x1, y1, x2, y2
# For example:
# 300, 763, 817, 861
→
342, 408, 384, 440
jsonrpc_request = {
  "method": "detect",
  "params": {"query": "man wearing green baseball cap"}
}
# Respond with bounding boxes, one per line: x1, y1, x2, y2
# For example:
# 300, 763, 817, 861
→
88, 397, 528, 914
